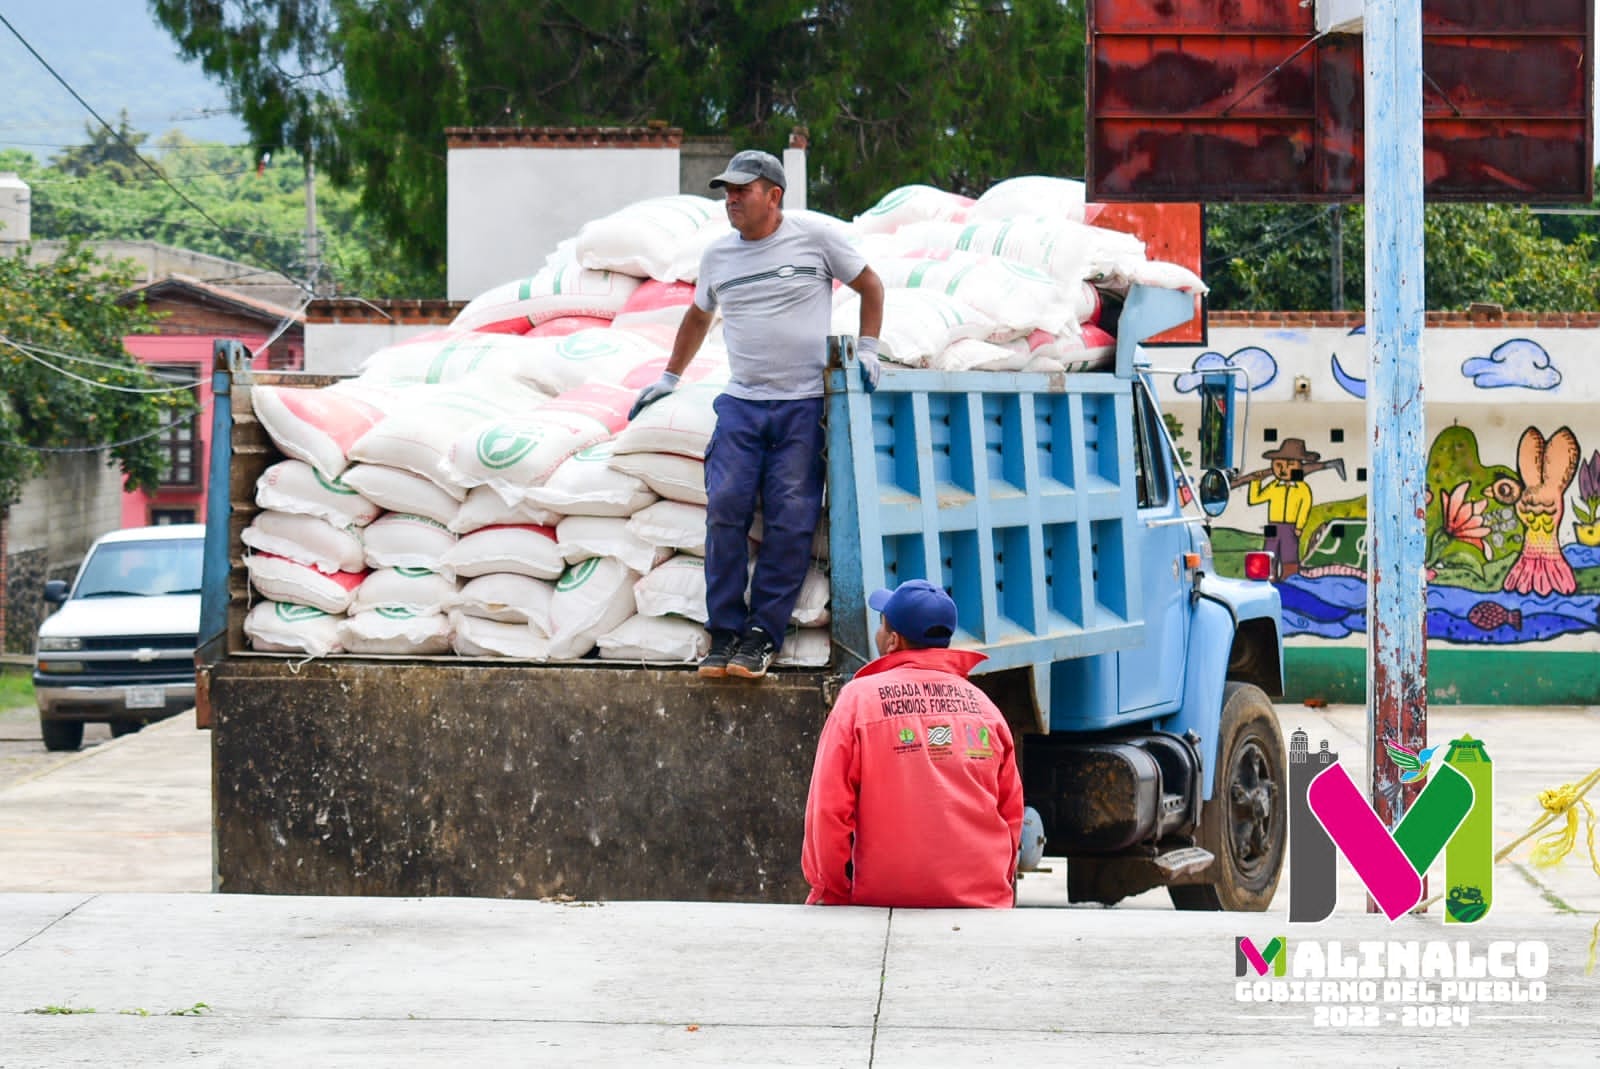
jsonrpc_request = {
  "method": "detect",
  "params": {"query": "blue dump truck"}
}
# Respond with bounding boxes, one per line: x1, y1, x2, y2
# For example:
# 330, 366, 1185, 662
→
198, 285, 1287, 910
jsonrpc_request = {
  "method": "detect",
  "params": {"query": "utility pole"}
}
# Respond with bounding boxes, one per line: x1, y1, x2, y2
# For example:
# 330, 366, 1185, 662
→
1330, 205, 1345, 311
304, 154, 322, 297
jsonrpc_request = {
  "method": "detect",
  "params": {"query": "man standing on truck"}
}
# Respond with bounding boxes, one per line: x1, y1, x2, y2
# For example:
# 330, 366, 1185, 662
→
628, 149, 885, 680
801, 580, 1023, 908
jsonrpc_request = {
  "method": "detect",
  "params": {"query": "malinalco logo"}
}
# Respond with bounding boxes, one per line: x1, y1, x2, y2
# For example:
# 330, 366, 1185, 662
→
1289, 731, 1493, 923
476, 424, 543, 470
1236, 936, 1287, 977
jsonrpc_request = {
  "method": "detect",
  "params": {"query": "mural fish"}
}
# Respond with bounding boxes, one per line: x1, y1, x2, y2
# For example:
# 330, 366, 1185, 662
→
1465, 601, 1522, 632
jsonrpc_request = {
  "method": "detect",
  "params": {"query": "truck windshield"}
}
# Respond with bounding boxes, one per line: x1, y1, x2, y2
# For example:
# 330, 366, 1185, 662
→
74, 538, 205, 599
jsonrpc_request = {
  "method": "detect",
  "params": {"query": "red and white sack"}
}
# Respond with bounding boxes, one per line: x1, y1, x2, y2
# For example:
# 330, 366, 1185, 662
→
349, 567, 458, 616
556, 515, 672, 575
776, 626, 831, 667
347, 377, 550, 490
852, 184, 973, 236
1023, 324, 1118, 373
340, 464, 464, 526
596, 614, 710, 663
451, 263, 642, 332
244, 600, 345, 657
443, 409, 612, 501
791, 565, 831, 627
338, 608, 453, 656
358, 331, 552, 385
527, 315, 612, 338
611, 279, 697, 330
450, 485, 564, 534
252, 379, 406, 480
449, 613, 553, 659
607, 452, 706, 506
525, 442, 658, 518
362, 513, 458, 572
833, 289, 993, 368
547, 556, 641, 659
245, 553, 366, 614
873, 256, 1078, 340
442, 524, 565, 581
542, 382, 635, 435
518, 328, 666, 397
888, 218, 1145, 288
612, 382, 721, 459
455, 572, 556, 634
930, 338, 1034, 373
626, 500, 707, 556
967, 176, 1088, 224
255, 459, 381, 528
633, 554, 707, 622
575, 195, 728, 282
241, 510, 366, 574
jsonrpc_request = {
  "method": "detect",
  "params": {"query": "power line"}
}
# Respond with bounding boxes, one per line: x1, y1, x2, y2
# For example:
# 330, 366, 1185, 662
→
1, 336, 204, 394
0, 11, 312, 299
0, 407, 196, 454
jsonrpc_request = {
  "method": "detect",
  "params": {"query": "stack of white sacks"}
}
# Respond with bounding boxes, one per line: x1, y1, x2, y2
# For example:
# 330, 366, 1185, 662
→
241, 176, 1205, 662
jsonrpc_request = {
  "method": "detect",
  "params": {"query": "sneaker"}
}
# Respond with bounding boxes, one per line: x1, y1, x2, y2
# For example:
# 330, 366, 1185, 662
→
698, 630, 740, 678
725, 627, 778, 680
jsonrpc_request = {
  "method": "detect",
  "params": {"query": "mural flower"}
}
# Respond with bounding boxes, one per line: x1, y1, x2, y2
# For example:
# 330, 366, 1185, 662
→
1573, 450, 1600, 545
1432, 481, 1491, 561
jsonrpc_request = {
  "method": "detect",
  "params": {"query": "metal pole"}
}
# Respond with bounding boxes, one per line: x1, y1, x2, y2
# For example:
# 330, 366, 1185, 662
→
304, 155, 320, 296
1363, 0, 1428, 885
1330, 205, 1345, 312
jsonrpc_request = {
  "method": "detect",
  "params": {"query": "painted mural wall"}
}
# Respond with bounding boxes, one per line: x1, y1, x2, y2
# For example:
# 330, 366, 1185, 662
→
1159, 320, 1600, 703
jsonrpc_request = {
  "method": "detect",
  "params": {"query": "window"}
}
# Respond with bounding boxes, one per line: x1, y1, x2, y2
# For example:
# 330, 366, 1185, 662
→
1132, 384, 1170, 509
154, 364, 202, 488
151, 509, 196, 526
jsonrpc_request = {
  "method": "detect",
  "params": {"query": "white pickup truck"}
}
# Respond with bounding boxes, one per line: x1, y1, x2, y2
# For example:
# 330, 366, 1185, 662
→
32, 524, 204, 751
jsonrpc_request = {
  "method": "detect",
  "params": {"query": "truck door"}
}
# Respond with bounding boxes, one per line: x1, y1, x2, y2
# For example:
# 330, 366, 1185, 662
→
1116, 382, 1191, 713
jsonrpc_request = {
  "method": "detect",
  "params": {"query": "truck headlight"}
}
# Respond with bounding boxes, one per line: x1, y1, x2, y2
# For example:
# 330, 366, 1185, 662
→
37, 637, 83, 652
37, 660, 84, 674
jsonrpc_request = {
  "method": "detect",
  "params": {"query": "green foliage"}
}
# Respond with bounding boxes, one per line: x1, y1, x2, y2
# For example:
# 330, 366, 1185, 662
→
152, 1, 1087, 288
0, 243, 192, 507
0, 665, 33, 710
6, 129, 435, 296
1207, 201, 1600, 312
52, 110, 154, 185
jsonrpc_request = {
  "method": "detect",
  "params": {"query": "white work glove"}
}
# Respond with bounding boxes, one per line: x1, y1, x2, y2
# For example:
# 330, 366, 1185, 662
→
628, 371, 680, 421
858, 337, 881, 393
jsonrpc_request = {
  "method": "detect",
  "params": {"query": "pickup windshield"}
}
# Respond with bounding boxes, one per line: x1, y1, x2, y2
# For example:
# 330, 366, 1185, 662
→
73, 538, 205, 599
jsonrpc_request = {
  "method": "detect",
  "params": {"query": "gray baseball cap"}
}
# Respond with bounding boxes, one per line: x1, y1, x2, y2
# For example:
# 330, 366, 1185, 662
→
709, 149, 787, 192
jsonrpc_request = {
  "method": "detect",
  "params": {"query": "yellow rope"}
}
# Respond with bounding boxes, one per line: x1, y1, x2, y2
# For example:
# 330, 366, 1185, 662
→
1414, 767, 1600, 974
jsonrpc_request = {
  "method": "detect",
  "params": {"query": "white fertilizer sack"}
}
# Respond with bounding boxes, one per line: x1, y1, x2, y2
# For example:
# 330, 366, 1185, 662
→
245, 553, 366, 614
340, 463, 464, 525
546, 556, 640, 659
244, 600, 344, 657
454, 573, 556, 634
338, 609, 453, 656
596, 614, 710, 663
255, 459, 381, 528
241, 510, 366, 574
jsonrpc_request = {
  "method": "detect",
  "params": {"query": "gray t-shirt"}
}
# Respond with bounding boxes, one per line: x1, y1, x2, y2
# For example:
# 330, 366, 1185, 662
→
694, 214, 868, 401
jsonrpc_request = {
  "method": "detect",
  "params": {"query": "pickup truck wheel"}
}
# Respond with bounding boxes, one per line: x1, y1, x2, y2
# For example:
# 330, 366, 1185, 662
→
40, 718, 84, 753
110, 719, 144, 738
1169, 682, 1286, 911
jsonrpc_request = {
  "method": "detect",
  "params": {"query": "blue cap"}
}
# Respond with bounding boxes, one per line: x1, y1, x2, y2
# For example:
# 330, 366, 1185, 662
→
868, 579, 957, 648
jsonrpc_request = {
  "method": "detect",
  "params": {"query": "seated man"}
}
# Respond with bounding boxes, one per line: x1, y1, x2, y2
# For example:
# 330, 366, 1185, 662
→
802, 579, 1023, 907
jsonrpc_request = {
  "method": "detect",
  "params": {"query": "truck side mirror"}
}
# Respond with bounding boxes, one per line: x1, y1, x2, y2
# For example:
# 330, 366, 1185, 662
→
43, 579, 68, 605
1197, 469, 1230, 517
1197, 372, 1234, 473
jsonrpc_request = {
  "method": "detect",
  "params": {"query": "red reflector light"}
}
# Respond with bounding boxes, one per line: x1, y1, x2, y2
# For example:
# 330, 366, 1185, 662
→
1244, 551, 1276, 582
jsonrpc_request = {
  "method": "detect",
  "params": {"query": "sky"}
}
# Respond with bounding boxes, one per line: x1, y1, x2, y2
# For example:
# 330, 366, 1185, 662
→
0, 1, 248, 158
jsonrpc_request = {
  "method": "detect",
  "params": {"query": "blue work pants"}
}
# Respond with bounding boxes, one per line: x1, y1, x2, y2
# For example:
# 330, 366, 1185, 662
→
703, 394, 825, 650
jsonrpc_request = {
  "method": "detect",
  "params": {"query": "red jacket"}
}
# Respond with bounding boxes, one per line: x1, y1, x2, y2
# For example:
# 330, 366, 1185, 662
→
802, 647, 1023, 908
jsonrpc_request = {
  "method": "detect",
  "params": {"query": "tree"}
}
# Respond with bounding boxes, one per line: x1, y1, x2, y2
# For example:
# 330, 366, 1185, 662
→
152, 1, 1088, 290
52, 110, 157, 185
0, 244, 194, 508
1206, 202, 1600, 312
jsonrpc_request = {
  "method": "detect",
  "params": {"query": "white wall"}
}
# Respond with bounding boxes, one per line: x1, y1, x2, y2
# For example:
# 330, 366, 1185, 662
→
447, 146, 680, 301
8, 453, 124, 565
304, 321, 443, 376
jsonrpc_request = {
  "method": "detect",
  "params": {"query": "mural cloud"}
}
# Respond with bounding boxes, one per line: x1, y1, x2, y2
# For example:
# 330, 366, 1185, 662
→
1174, 346, 1278, 393
1461, 339, 1562, 390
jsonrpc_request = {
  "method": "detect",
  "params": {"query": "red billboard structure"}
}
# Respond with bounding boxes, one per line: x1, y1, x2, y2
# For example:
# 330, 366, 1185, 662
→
1088, 1, 1594, 203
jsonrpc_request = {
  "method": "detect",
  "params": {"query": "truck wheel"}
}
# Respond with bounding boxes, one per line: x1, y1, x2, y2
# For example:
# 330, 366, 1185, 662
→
40, 718, 84, 753
1169, 682, 1286, 911
110, 719, 144, 738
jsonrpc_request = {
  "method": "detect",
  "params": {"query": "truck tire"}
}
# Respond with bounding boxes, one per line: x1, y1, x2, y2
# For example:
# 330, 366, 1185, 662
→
1169, 682, 1286, 911
40, 718, 84, 753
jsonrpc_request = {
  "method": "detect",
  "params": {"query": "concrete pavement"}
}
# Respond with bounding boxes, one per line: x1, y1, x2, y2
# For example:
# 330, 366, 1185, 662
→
1, 705, 1598, 1065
